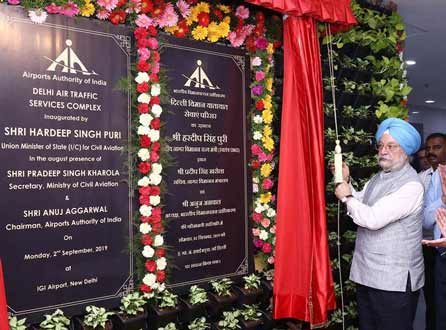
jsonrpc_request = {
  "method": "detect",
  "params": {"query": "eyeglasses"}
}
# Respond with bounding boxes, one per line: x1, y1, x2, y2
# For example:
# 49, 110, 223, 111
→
375, 143, 400, 152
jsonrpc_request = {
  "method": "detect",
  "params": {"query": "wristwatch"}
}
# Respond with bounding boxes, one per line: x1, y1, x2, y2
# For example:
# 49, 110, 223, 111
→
341, 195, 353, 203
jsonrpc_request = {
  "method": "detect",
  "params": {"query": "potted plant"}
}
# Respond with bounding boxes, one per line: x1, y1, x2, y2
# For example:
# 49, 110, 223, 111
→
188, 317, 210, 330
234, 274, 263, 306
156, 322, 177, 330
214, 311, 241, 330
147, 290, 180, 330
9, 316, 28, 330
37, 309, 71, 330
207, 278, 238, 318
239, 305, 263, 330
112, 292, 148, 330
179, 285, 209, 323
73, 305, 114, 330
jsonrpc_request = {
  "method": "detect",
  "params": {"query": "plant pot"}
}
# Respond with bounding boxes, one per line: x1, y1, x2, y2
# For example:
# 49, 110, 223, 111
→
259, 310, 274, 330
234, 286, 263, 306
73, 317, 113, 330
207, 291, 239, 318
146, 304, 180, 330
111, 311, 148, 330
240, 318, 263, 330
178, 297, 209, 323
259, 280, 273, 309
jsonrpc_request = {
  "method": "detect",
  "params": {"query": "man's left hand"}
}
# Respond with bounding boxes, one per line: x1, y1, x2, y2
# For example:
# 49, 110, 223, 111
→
422, 238, 446, 248
335, 182, 352, 201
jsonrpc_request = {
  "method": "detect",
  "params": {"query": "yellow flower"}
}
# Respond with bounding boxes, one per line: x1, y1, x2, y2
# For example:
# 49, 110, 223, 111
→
261, 164, 272, 178
263, 94, 272, 111
263, 125, 272, 137
263, 137, 275, 152
223, 16, 231, 24
217, 4, 231, 14
195, 2, 210, 13
262, 109, 273, 124
207, 22, 220, 42
164, 25, 178, 34
192, 26, 208, 41
265, 78, 273, 92
267, 43, 274, 55
217, 21, 230, 38
186, 14, 194, 26
260, 192, 272, 204
80, 0, 95, 17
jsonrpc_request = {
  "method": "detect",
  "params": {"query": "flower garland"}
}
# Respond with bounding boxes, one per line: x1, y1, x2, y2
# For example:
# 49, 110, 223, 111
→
5, 0, 282, 291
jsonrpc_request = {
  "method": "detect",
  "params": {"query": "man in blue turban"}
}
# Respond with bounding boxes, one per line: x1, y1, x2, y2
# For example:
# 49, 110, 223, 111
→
333, 118, 424, 330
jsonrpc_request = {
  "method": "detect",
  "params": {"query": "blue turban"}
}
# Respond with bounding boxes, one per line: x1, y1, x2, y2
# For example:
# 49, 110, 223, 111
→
375, 118, 421, 155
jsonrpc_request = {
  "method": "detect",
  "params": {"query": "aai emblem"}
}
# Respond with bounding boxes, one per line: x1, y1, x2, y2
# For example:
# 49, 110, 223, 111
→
183, 60, 220, 90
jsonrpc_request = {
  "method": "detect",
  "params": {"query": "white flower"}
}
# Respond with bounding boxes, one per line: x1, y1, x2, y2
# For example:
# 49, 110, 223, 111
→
156, 257, 167, 270
137, 125, 151, 136
149, 173, 162, 185
148, 129, 160, 142
255, 204, 264, 214
263, 203, 270, 210
142, 245, 155, 258
267, 208, 276, 217
153, 235, 164, 247
139, 113, 153, 127
158, 283, 166, 292
259, 230, 269, 240
152, 163, 163, 174
251, 57, 262, 66
253, 115, 263, 124
138, 93, 151, 104
138, 176, 150, 187
142, 273, 157, 286
138, 148, 150, 161
151, 84, 161, 96
151, 104, 163, 117
135, 72, 150, 84
143, 292, 155, 300
139, 205, 153, 217
267, 257, 274, 264
28, 9, 48, 24
253, 131, 262, 140
150, 195, 161, 206
252, 177, 259, 184
253, 184, 259, 193
139, 223, 152, 234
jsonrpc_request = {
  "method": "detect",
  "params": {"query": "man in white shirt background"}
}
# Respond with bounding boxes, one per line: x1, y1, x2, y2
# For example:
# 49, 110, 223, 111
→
334, 118, 423, 330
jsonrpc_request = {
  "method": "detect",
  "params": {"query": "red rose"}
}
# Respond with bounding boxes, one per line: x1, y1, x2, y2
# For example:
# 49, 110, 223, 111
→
213, 9, 223, 20
186, 0, 198, 4
237, 17, 244, 29
138, 103, 149, 114
254, 25, 264, 37
273, 40, 282, 49
139, 186, 152, 195
245, 36, 256, 53
152, 207, 162, 218
151, 51, 160, 62
117, 0, 126, 7
150, 73, 159, 82
174, 20, 189, 38
138, 162, 152, 174
155, 248, 165, 257
137, 60, 150, 72
140, 284, 152, 293
137, 82, 149, 93
136, 38, 147, 49
140, 216, 151, 223
140, 135, 151, 148
141, 234, 153, 245
151, 141, 161, 152
150, 96, 160, 105
255, 11, 265, 23
156, 271, 166, 282
134, 27, 148, 40
110, 10, 126, 25
147, 25, 157, 37
139, 194, 150, 205
152, 222, 164, 233
150, 150, 159, 162
152, 3, 166, 17
150, 186, 161, 196
197, 12, 210, 27
151, 118, 161, 129
145, 260, 157, 272
140, 0, 154, 13
255, 100, 264, 111
252, 160, 260, 169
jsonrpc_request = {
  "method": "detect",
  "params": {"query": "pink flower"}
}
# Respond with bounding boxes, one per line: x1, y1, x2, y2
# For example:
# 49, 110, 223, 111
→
126, 0, 141, 13
97, 0, 118, 11
271, 195, 276, 202
262, 243, 272, 253
270, 225, 276, 234
176, 0, 190, 18
7, 0, 20, 5
251, 144, 262, 156
255, 71, 265, 81
228, 32, 244, 48
136, 14, 153, 28
261, 218, 270, 228
147, 37, 158, 50
96, 9, 110, 20
267, 256, 275, 264
151, 62, 160, 74
45, 3, 61, 13
262, 178, 274, 190
60, 1, 79, 17
156, 3, 178, 28
253, 239, 264, 248
255, 37, 268, 49
252, 228, 260, 237
235, 5, 249, 19
138, 48, 151, 61
252, 212, 262, 222
258, 153, 273, 162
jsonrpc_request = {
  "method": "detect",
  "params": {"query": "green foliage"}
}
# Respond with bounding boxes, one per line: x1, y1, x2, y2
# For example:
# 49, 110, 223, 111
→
210, 278, 233, 297
9, 316, 27, 330
83, 305, 114, 329
188, 317, 210, 330
240, 304, 262, 321
243, 273, 261, 290
375, 101, 408, 120
39, 309, 70, 330
120, 292, 146, 316
217, 311, 241, 330
189, 285, 208, 305
158, 323, 177, 330
157, 290, 178, 309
